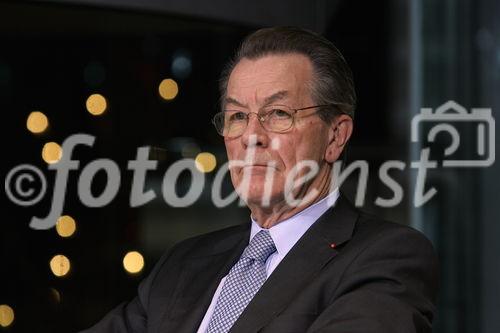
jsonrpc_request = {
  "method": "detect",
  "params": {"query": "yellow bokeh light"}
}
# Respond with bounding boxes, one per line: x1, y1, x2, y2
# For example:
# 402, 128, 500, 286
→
42, 142, 62, 164
123, 251, 144, 274
49, 254, 71, 277
86, 93, 107, 115
0, 304, 14, 328
26, 111, 49, 134
195, 152, 217, 173
56, 215, 76, 238
158, 78, 178, 100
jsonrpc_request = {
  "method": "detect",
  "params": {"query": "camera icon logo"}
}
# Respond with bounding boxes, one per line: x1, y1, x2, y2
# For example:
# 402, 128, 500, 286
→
411, 100, 495, 167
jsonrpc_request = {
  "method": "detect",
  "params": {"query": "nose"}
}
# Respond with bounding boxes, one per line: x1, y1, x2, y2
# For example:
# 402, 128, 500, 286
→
241, 113, 269, 148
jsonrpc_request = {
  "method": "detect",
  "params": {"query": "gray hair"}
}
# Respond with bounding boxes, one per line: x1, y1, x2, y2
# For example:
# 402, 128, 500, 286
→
219, 26, 356, 122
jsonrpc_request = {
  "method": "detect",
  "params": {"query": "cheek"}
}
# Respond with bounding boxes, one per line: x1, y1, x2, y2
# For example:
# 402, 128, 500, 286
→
281, 134, 326, 171
224, 142, 242, 183
271, 136, 298, 174
224, 140, 239, 160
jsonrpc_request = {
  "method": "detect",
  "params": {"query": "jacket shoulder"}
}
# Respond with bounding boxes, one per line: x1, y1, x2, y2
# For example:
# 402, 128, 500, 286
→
353, 209, 436, 251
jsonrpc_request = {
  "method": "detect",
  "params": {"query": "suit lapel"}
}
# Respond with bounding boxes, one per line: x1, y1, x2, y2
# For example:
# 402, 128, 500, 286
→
230, 195, 358, 333
158, 224, 250, 333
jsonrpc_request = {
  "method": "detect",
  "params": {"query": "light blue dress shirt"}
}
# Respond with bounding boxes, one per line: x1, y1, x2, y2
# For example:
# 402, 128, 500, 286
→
196, 188, 340, 332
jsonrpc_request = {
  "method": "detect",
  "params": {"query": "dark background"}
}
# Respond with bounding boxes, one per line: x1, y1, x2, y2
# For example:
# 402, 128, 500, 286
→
1, 0, 499, 332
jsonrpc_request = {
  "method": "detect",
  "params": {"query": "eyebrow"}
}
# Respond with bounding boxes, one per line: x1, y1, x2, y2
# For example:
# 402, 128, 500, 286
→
224, 97, 247, 108
263, 90, 288, 105
224, 90, 289, 109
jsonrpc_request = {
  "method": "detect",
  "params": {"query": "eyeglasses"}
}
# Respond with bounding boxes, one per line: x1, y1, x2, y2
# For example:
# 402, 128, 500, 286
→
212, 104, 334, 138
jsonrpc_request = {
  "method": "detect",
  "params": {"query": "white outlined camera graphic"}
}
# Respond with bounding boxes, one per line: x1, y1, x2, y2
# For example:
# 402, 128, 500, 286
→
411, 100, 495, 167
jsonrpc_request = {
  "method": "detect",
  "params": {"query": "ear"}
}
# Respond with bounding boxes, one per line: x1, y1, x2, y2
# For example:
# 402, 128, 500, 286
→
325, 114, 353, 163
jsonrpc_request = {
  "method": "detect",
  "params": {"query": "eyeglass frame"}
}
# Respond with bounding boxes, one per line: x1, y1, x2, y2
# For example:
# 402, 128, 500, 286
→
212, 103, 343, 138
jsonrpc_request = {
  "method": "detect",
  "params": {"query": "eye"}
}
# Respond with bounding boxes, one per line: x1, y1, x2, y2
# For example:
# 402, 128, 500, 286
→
227, 111, 247, 121
270, 108, 291, 118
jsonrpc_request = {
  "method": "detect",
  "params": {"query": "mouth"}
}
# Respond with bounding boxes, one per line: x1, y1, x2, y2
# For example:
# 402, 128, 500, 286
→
240, 164, 278, 176
243, 164, 276, 169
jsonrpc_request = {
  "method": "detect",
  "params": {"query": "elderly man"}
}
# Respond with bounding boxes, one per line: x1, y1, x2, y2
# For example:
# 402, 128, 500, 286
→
83, 26, 438, 333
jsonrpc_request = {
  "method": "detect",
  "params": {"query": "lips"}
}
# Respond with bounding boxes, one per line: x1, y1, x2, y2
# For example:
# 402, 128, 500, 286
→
243, 163, 277, 168
243, 157, 276, 168
228, 154, 279, 170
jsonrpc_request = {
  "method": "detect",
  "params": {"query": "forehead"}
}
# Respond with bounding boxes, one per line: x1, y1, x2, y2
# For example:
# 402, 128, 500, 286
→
226, 53, 314, 106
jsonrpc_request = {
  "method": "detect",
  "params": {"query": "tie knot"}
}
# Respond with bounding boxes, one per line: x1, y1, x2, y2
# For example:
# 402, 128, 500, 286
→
242, 230, 276, 263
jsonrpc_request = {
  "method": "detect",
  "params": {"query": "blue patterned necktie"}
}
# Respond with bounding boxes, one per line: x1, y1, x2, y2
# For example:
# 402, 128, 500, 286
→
206, 230, 276, 333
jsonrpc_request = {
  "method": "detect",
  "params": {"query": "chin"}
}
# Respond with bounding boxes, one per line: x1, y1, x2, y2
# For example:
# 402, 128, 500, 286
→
231, 171, 285, 205
236, 185, 281, 208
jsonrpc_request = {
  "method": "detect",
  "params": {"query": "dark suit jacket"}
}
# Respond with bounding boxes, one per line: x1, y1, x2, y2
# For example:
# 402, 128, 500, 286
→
81, 196, 439, 332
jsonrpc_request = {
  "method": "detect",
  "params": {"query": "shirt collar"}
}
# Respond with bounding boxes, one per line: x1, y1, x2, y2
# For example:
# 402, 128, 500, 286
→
250, 188, 340, 257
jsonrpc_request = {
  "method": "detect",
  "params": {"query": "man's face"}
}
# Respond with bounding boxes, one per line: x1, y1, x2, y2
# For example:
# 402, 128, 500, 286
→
224, 53, 333, 207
